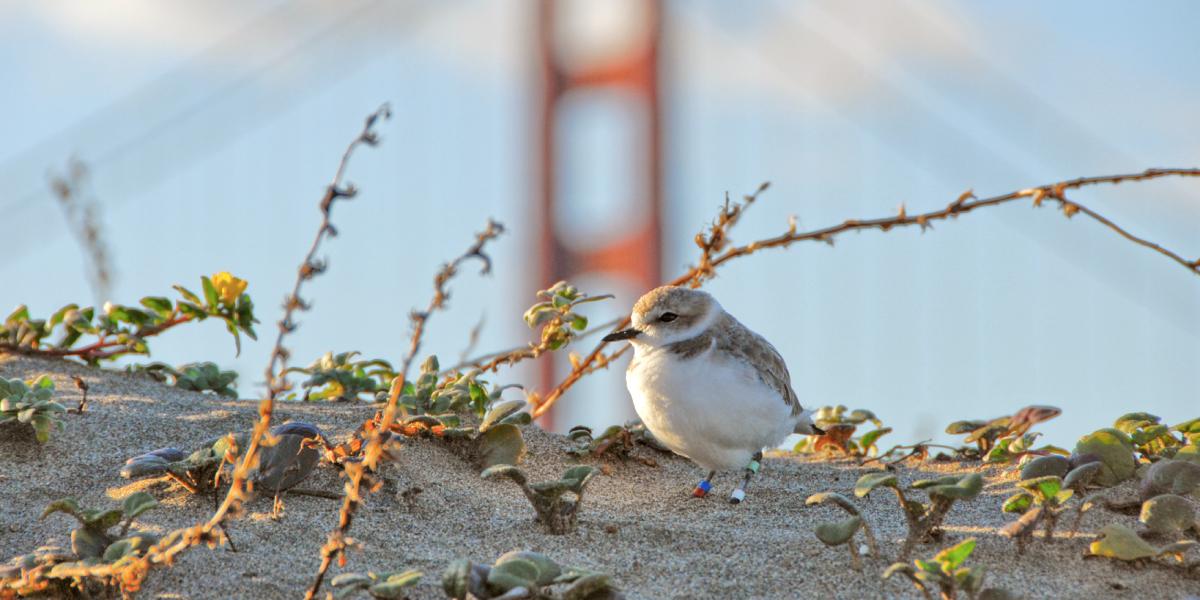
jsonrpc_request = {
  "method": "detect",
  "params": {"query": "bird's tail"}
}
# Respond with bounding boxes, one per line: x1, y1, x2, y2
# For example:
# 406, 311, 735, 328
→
794, 407, 824, 435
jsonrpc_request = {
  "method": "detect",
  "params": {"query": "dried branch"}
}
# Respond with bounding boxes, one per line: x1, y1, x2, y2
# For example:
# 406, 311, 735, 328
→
531, 168, 1200, 417
305, 218, 504, 600
441, 316, 624, 375
38, 104, 394, 595
49, 158, 114, 304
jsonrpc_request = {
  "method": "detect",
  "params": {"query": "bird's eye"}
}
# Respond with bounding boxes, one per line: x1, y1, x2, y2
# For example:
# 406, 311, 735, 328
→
659, 312, 678, 323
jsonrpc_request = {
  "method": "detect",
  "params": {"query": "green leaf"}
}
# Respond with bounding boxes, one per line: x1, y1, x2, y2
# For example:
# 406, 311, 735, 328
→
480, 400, 525, 432
368, 570, 423, 598
441, 559, 472, 599
859, 427, 892, 453
854, 472, 899, 497
934, 538, 976, 571
121, 492, 158, 519
41, 498, 83, 522
814, 516, 862, 546
487, 557, 539, 593
201, 276, 219, 308
1089, 524, 1157, 560
479, 423, 526, 469
1002, 492, 1033, 513
495, 551, 561, 586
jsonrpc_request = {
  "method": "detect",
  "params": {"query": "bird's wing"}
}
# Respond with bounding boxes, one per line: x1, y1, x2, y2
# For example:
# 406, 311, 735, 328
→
713, 314, 803, 417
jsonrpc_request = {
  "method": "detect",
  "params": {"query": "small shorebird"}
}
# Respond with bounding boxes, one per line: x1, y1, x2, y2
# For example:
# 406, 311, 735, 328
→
604, 285, 820, 504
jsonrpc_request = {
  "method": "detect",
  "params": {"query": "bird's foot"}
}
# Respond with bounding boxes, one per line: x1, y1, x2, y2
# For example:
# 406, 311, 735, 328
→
729, 455, 762, 505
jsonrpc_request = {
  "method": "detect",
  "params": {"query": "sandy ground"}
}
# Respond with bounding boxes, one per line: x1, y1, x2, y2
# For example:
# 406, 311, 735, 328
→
1, 353, 1197, 599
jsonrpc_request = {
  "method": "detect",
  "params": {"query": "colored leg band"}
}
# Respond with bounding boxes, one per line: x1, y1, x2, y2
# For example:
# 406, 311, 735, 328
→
730, 488, 746, 503
696, 480, 712, 493
747, 460, 761, 474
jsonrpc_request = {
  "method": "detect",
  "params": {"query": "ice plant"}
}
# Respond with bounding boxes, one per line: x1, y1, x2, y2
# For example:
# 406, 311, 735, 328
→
442, 550, 621, 600
482, 465, 599, 534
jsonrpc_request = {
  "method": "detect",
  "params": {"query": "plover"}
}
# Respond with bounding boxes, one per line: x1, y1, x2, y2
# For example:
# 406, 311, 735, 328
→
603, 285, 821, 504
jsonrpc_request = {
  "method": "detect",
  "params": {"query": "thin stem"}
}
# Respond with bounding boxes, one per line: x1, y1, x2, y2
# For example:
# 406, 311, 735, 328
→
532, 168, 1200, 418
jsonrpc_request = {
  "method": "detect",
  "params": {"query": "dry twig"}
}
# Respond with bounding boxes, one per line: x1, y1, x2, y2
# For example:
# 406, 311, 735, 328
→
35, 104, 394, 595
530, 168, 1200, 417
49, 158, 114, 303
304, 218, 504, 600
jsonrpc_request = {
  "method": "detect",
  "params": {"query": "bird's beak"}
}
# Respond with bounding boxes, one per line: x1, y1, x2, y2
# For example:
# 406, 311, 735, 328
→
602, 327, 641, 342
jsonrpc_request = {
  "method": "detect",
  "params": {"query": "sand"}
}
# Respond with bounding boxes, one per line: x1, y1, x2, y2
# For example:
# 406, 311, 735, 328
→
1, 353, 1197, 599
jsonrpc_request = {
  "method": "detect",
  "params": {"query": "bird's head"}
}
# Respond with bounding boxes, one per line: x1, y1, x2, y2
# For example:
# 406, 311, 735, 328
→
603, 285, 720, 347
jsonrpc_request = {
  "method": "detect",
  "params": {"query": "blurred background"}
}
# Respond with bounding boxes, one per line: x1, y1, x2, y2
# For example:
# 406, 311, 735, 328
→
2, 0, 1198, 447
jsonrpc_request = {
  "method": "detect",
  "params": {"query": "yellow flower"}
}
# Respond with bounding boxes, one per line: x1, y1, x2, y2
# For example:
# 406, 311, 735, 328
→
211, 272, 247, 306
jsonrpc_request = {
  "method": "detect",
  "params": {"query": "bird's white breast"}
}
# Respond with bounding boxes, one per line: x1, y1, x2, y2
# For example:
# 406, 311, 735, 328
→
626, 342, 796, 471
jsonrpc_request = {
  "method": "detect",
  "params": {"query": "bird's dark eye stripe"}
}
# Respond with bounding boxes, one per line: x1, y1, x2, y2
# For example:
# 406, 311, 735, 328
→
659, 312, 678, 322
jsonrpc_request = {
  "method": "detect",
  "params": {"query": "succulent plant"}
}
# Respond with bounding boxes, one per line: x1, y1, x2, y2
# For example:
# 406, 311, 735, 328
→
1088, 523, 1198, 564
805, 492, 878, 568
567, 421, 670, 461
0, 273, 257, 364
0, 375, 67, 443
883, 538, 1005, 600
129, 361, 238, 398
442, 550, 622, 600
1000, 475, 1074, 553
330, 569, 422, 599
982, 431, 1068, 465
855, 471, 983, 560
1113, 412, 1182, 460
1072, 428, 1137, 486
792, 406, 891, 457
285, 351, 396, 402
482, 465, 599, 534
945, 405, 1061, 456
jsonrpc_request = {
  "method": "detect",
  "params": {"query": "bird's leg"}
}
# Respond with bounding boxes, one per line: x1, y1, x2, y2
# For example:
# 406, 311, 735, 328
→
272, 492, 284, 519
692, 470, 716, 498
729, 451, 763, 505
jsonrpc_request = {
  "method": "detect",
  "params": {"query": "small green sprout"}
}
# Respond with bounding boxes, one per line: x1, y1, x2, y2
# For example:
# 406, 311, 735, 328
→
945, 405, 1061, 458
0, 272, 257, 364
0, 375, 67, 443
130, 361, 238, 398
805, 492, 879, 569
1000, 476, 1074, 553
1071, 428, 1136, 486
286, 351, 396, 402
482, 465, 599, 534
792, 406, 891, 457
883, 538, 1005, 600
442, 550, 622, 600
855, 471, 983, 560
1088, 523, 1197, 565
330, 569, 422, 599
567, 421, 671, 462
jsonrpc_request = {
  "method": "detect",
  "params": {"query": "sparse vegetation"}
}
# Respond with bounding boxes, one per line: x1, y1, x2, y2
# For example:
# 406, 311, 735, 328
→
482, 465, 599, 534
0, 493, 159, 596
945, 405, 1062, 462
130, 361, 239, 398
805, 492, 879, 569
0, 375, 66, 443
855, 471, 983, 560
286, 351, 397, 402
330, 569, 423, 599
1000, 475, 1074, 553
882, 538, 1004, 600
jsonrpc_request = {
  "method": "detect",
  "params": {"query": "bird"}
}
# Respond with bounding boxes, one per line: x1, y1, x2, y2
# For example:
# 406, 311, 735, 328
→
603, 285, 821, 504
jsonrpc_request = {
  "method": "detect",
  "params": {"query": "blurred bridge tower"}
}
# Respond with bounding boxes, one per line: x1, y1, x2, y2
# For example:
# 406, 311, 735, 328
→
534, 0, 663, 430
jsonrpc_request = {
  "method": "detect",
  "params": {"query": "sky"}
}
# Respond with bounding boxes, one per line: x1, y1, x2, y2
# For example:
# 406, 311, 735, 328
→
2, 0, 1198, 450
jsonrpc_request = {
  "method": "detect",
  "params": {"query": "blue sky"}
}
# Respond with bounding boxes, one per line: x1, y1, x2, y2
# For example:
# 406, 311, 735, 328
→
2, 0, 1198, 448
